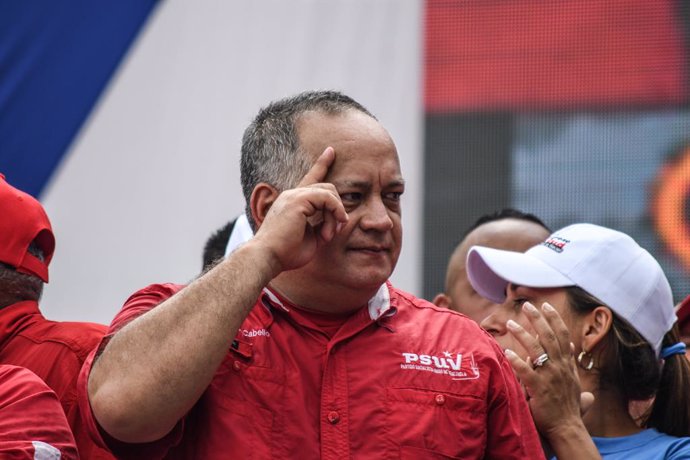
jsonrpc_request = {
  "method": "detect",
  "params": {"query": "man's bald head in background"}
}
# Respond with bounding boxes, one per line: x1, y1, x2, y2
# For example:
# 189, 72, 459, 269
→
433, 209, 551, 324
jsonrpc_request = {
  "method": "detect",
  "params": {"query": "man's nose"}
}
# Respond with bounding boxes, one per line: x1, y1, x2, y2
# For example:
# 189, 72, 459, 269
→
360, 198, 394, 231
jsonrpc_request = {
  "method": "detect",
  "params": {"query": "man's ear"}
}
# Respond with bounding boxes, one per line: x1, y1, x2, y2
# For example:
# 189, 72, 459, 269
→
432, 293, 452, 309
249, 183, 279, 229
580, 306, 613, 352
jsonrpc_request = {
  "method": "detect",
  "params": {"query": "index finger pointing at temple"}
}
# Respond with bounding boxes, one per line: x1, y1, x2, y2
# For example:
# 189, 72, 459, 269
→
298, 147, 335, 187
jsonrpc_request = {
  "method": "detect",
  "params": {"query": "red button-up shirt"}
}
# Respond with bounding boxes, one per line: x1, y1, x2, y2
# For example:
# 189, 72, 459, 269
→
0, 364, 78, 459
0, 300, 111, 459
80, 282, 544, 459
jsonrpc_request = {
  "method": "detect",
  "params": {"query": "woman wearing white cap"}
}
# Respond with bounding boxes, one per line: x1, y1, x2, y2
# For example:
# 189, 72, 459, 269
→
466, 223, 690, 459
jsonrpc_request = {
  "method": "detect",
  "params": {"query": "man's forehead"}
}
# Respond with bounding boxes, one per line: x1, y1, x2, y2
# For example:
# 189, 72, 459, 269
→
297, 109, 390, 146
296, 107, 366, 126
472, 219, 547, 246
296, 109, 348, 138
455, 218, 548, 269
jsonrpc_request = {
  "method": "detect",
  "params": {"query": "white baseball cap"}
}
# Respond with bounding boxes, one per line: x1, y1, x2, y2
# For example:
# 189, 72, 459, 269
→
224, 213, 254, 257
466, 223, 676, 356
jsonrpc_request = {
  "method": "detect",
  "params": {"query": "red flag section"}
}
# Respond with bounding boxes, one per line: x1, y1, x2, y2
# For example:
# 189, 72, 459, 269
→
425, 0, 688, 112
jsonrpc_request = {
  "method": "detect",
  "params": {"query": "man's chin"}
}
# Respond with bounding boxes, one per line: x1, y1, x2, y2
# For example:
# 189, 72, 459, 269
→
341, 269, 392, 291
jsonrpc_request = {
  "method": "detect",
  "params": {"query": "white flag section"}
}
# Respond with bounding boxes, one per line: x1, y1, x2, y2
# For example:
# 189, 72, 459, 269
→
40, 0, 423, 323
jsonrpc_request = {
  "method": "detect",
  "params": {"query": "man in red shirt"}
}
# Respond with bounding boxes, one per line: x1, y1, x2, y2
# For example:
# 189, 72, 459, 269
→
84, 91, 544, 458
0, 175, 111, 458
0, 364, 78, 459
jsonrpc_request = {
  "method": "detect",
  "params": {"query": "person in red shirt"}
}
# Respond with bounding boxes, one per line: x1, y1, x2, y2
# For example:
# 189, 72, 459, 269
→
0, 174, 111, 459
84, 90, 544, 459
0, 364, 78, 459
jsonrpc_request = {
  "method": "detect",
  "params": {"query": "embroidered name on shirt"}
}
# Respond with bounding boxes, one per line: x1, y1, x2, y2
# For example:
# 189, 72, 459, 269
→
241, 328, 271, 338
400, 351, 480, 380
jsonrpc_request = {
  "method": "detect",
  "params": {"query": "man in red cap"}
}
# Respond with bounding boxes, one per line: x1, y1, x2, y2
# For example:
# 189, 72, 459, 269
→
0, 174, 111, 458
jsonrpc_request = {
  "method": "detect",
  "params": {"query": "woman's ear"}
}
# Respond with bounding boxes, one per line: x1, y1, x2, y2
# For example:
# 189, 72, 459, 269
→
580, 306, 613, 352
249, 183, 279, 229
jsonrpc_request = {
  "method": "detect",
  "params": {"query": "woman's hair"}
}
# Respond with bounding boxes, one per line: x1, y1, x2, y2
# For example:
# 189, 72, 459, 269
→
647, 326, 690, 436
566, 286, 690, 437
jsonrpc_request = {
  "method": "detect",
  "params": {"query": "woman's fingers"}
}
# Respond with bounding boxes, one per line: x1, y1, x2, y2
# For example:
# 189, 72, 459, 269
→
540, 302, 572, 357
514, 301, 570, 361
506, 313, 547, 365
504, 348, 533, 383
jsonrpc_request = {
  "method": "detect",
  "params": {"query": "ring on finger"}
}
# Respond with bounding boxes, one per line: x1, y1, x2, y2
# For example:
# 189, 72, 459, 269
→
532, 353, 549, 369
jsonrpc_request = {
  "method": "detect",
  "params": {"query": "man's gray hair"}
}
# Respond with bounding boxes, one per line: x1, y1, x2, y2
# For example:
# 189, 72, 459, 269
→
240, 90, 375, 230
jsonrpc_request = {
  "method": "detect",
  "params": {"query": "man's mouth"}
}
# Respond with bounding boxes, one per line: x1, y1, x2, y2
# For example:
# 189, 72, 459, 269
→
348, 245, 389, 253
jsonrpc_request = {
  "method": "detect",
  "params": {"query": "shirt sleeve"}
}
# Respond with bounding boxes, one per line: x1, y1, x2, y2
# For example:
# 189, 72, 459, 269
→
484, 341, 546, 460
667, 437, 690, 459
0, 365, 79, 460
76, 283, 187, 459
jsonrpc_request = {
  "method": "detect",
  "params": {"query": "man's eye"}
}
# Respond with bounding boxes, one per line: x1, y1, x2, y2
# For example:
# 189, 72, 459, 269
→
384, 192, 403, 201
340, 193, 362, 202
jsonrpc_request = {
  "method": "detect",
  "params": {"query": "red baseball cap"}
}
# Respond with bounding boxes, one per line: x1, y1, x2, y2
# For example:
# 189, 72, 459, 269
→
0, 174, 55, 282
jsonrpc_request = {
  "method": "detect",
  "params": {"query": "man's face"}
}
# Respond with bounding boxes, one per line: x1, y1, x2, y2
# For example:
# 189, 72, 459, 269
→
438, 219, 550, 324
295, 109, 404, 294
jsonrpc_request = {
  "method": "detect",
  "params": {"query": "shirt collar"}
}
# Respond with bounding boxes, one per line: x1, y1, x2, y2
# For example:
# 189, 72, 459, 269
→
262, 287, 289, 312
0, 300, 42, 351
260, 283, 395, 321
367, 283, 392, 320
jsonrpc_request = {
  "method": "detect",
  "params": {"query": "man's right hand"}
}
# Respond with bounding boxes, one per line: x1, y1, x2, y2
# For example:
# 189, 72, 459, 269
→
250, 146, 349, 274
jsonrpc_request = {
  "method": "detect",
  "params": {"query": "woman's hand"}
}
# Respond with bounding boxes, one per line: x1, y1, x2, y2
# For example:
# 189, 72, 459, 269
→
504, 302, 601, 460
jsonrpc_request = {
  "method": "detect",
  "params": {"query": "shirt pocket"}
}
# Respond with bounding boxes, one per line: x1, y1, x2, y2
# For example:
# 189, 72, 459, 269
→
399, 445, 466, 460
190, 364, 282, 460
201, 393, 273, 459
385, 387, 487, 459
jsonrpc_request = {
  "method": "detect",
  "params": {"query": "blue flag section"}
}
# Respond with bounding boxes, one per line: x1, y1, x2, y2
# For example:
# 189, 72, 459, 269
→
0, 0, 159, 198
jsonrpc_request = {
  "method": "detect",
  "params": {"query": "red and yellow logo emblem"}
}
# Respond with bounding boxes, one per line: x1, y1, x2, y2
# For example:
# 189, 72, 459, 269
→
651, 145, 690, 271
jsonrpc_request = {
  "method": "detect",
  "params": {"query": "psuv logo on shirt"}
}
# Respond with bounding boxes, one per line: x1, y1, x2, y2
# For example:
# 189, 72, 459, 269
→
400, 351, 480, 380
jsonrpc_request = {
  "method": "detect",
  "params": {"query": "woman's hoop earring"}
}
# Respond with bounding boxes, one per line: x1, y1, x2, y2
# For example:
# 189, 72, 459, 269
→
577, 350, 594, 371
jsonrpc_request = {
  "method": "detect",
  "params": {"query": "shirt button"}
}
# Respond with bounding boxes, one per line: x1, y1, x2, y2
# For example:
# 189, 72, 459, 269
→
233, 361, 241, 371
327, 411, 340, 424
435, 394, 445, 406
